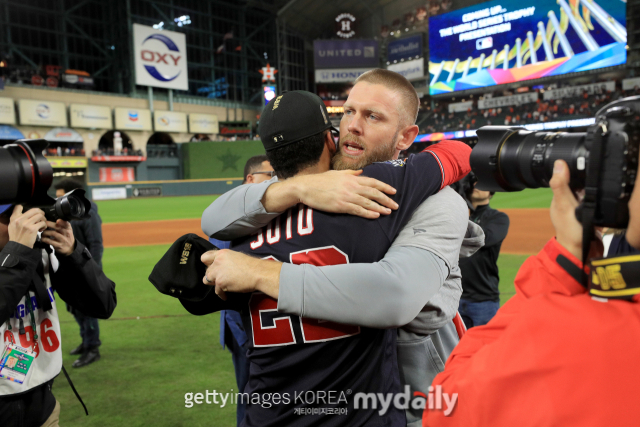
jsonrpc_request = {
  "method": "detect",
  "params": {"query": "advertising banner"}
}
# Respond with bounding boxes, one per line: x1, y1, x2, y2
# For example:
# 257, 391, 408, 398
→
189, 113, 219, 134
132, 187, 162, 197
92, 187, 127, 200
0, 97, 15, 125
478, 92, 538, 109
45, 157, 88, 168
313, 39, 378, 69
448, 101, 474, 113
428, 0, 626, 95
542, 81, 615, 100
19, 100, 67, 127
387, 35, 423, 62
70, 104, 112, 129
154, 111, 188, 133
387, 58, 425, 81
623, 77, 640, 91
133, 23, 188, 90
99, 167, 135, 183
314, 68, 371, 83
44, 128, 84, 142
114, 108, 153, 131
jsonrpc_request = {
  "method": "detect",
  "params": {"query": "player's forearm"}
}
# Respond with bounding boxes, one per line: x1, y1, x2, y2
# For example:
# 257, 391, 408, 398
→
261, 179, 304, 213
277, 246, 448, 328
201, 177, 280, 240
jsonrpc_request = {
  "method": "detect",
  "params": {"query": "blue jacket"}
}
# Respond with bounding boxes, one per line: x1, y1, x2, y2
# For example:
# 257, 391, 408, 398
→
210, 238, 248, 349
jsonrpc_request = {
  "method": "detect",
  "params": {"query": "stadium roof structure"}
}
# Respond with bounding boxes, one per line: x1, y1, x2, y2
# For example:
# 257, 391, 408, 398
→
264, 0, 401, 40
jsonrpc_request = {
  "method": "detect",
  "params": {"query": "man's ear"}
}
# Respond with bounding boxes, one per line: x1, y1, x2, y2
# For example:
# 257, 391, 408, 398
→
325, 131, 337, 154
245, 174, 255, 184
395, 124, 419, 152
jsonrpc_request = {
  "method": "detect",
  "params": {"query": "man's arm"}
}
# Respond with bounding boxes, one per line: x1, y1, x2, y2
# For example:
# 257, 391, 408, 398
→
81, 204, 104, 266
201, 177, 280, 240
205, 188, 471, 329
202, 139, 470, 240
278, 188, 470, 328
50, 240, 116, 319
202, 172, 399, 240
279, 246, 448, 328
482, 210, 510, 247
42, 217, 114, 319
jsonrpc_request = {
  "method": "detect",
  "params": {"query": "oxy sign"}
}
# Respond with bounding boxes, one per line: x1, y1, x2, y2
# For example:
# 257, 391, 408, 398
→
133, 23, 188, 90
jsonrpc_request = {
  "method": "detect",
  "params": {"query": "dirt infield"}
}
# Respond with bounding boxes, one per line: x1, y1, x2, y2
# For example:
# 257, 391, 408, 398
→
500, 209, 554, 255
103, 219, 207, 248
103, 208, 555, 255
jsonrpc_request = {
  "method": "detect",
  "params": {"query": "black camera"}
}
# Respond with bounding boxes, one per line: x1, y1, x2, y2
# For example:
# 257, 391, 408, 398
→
470, 96, 640, 229
0, 139, 91, 221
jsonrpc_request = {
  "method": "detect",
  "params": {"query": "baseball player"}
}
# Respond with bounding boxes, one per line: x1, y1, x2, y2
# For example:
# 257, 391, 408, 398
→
185, 90, 471, 426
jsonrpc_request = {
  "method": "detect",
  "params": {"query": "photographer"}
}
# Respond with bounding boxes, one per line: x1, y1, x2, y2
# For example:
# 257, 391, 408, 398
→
0, 203, 116, 427
457, 178, 509, 328
54, 179, 104, 368
422, 157, 640, 426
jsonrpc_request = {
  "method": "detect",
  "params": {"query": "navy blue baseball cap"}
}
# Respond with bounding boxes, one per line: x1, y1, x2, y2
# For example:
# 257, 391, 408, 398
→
0, 204, 12, 216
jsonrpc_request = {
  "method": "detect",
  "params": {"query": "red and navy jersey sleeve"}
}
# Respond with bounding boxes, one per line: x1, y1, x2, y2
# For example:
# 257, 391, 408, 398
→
361, 139, 471, 241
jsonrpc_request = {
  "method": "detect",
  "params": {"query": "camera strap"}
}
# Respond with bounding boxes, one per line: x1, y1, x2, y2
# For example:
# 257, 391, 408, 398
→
589, 254, 640, 301
31, 241, 53, 312
579, 122, 608, 286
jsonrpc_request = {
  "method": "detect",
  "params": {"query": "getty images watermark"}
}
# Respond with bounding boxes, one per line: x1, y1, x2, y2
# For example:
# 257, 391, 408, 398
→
184, 385, 458, 416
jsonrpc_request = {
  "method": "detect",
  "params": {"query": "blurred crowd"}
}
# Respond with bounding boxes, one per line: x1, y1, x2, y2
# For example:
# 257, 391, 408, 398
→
418, 83, 640, 135
45, 146, 85, 157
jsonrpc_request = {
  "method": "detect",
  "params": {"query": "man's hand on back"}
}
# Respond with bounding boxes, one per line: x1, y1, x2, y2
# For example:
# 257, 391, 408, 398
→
263, 170, 398, 219
202, 249, 282, 300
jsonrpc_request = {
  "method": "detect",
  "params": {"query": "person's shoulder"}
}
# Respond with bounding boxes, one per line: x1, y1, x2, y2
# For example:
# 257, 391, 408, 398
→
487, 206, 509, 221
412, 187, 467, 218
362, 158, 407, 175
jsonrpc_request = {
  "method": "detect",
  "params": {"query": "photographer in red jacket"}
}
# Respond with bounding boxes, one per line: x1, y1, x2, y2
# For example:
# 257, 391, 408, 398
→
423, 155, 640, 427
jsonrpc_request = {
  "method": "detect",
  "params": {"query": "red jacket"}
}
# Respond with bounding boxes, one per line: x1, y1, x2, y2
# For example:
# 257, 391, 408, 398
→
423, 238, 640, 427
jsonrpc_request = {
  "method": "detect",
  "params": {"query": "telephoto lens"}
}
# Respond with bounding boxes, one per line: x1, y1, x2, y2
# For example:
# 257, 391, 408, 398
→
471, 127, 588, 192
470, 95, 640, 228
0, 140, 53, 205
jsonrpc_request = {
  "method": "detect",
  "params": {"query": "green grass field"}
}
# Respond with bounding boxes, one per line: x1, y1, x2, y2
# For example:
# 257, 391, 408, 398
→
56, 244, 238, 427
96, 195, 219, 223
490, 187, 553, 209
94, 187, 553, 224
52, 190, 540, 425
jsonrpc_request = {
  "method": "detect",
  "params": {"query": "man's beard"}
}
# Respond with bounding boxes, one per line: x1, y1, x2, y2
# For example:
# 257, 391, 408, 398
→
331, 132, 399, 171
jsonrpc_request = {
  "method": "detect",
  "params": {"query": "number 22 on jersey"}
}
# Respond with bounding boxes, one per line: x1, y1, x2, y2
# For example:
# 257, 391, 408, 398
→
249, 246, 361, 347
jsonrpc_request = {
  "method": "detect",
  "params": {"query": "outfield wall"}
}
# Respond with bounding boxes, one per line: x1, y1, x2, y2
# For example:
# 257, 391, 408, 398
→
182, 140, 265, 179
87, 177, 243, 200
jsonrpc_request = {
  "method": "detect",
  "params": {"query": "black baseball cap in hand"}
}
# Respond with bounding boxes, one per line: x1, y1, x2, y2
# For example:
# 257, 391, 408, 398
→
149, 233, 217, 302
259, 90, 339, 151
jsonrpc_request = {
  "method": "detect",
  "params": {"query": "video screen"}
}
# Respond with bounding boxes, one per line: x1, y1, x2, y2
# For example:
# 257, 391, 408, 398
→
428, 0, 626, 95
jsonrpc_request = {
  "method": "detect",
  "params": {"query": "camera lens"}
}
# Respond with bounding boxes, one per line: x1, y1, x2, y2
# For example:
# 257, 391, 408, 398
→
0, 140, 53, 205
470, 126, 588, 192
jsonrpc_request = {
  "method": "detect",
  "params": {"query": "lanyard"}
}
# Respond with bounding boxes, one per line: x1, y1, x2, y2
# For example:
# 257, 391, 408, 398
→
3, 294, 39, 352
25, 295, 39, 352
